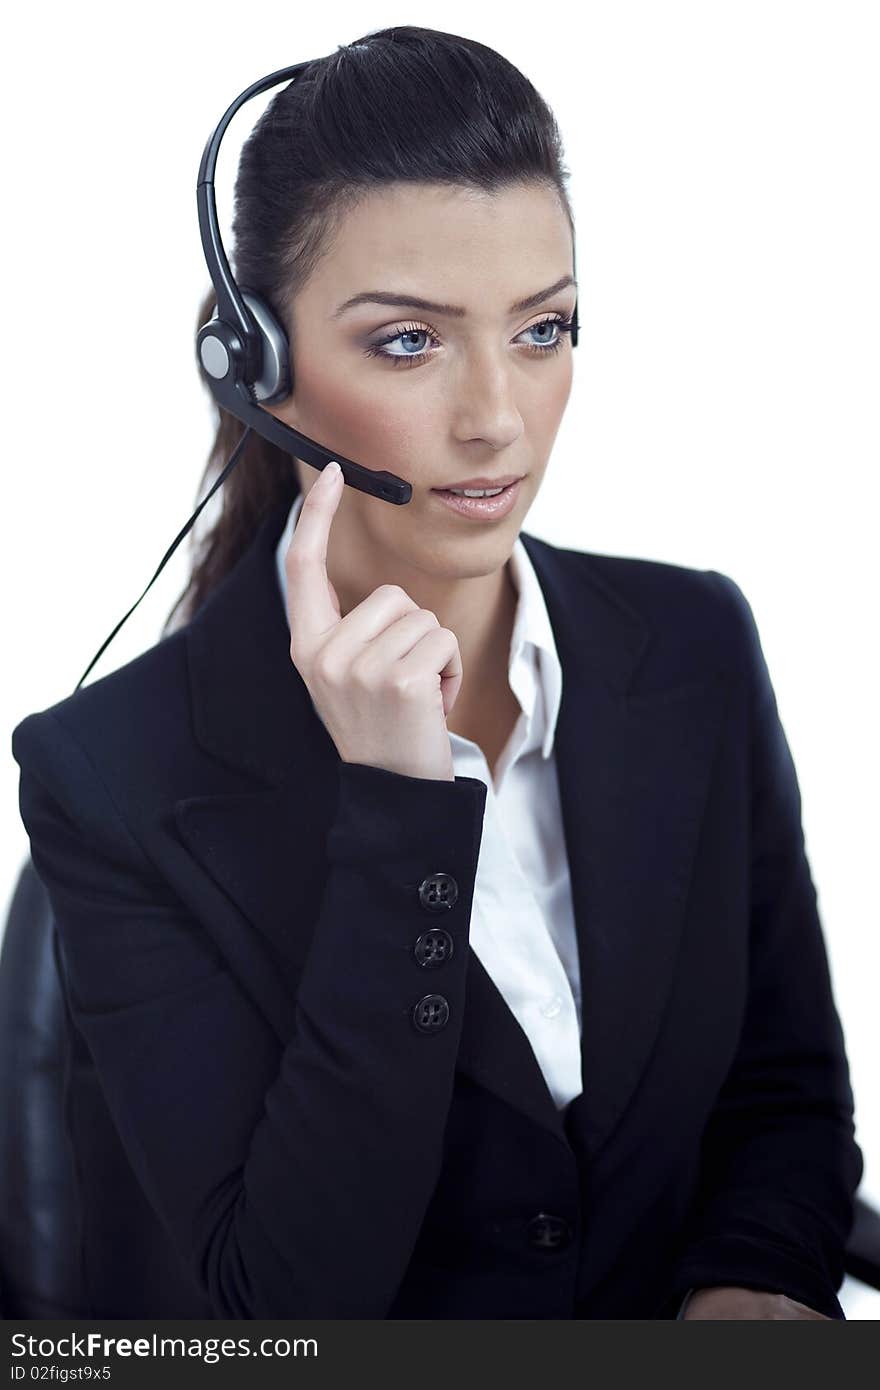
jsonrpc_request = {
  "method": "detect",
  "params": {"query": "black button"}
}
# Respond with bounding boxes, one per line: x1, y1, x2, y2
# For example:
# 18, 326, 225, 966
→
413, 928, 455, 967
418, 872, 459, 913
411, 994, 450, 1032
527, 1212, 573, 1251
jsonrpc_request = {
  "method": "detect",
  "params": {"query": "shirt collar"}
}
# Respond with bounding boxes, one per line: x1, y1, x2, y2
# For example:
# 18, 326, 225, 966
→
275, 489, 562, 759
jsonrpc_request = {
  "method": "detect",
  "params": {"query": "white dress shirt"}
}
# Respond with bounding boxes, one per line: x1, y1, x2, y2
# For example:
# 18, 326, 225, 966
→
275, 489, 583, 1111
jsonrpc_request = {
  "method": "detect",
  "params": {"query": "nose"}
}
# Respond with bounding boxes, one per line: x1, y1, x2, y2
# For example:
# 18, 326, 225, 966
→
450, 346, 525, 451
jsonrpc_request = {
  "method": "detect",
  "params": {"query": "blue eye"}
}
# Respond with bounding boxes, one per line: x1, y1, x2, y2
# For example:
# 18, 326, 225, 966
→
363, 316, 575, 369
519, 316, 575, 354
366, 325, 436, 364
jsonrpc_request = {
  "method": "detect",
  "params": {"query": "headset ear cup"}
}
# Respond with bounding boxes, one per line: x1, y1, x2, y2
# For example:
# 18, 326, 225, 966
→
240, 289, 293, 402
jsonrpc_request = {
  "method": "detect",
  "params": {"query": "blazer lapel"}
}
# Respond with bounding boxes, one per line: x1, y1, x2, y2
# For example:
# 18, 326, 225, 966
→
521, 534, 730, 1161
171, 501, 729, 1161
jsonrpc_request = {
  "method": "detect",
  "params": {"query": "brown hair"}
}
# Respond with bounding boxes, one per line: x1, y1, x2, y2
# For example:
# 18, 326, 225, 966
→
162, 24, 574, 637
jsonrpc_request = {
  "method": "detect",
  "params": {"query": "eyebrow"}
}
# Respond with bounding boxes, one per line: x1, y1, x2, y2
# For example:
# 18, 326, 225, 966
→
331, 274, 577, 320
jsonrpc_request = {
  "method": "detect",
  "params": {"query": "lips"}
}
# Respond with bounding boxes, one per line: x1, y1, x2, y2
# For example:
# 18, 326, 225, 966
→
430, 476, 523, 519
431, 475, 523, 491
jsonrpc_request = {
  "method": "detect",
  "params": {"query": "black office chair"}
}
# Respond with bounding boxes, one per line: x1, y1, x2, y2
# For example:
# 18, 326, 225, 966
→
0, 857, 211, 1317
2, 855, 878, 1318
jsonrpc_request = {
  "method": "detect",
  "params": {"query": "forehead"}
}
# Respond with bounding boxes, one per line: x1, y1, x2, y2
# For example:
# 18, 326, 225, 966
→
307, 182, 572, 308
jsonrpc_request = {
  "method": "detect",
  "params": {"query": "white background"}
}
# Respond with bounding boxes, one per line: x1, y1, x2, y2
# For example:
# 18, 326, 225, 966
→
1, 0, 877, 1316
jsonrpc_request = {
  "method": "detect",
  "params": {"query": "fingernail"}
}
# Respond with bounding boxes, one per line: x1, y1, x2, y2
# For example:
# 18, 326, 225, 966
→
325, 461, 341, 483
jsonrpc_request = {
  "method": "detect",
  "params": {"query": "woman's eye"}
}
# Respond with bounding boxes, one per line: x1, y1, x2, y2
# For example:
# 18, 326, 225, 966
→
383, 328, 433, 358
518, 317, 574, 353
526, 321, 558, 346
363, 325, 437, 367
362, 316, 574, 369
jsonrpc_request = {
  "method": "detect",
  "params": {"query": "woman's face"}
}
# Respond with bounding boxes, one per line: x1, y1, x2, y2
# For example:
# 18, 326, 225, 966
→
266, 180, 576, 581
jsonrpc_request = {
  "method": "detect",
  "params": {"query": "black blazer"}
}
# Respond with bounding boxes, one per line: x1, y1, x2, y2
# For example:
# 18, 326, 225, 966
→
10, 498, 862, 1319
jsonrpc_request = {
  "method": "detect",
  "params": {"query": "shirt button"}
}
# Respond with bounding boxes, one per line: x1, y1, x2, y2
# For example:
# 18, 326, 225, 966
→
411, 994, 450, 1032
527, 1212, 573, 1250
540, 994, 563, 1019
417, 872, 459, 913
413, 928, 455, 967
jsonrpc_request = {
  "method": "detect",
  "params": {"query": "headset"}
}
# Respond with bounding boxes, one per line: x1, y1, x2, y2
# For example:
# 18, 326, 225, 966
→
74, 58, 579, 692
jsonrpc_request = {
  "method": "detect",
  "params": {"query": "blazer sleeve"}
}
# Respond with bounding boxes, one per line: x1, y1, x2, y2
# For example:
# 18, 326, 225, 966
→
11, 708, 488, 1319
659, 572, 864, 1320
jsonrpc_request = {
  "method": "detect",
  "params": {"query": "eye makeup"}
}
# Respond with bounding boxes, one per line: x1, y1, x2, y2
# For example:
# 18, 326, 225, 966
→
362, 314, 576, 369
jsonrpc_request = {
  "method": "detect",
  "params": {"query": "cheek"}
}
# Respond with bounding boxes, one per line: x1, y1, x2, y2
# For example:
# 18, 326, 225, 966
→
528, 359, 573, 432
295, 358, 443, 479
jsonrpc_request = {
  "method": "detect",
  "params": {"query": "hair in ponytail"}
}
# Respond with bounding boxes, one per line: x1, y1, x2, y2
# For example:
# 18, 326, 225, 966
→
162, 24, 574, 636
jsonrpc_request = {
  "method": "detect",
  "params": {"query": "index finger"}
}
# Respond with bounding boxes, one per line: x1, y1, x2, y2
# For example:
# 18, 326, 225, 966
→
285, 462, 344, 645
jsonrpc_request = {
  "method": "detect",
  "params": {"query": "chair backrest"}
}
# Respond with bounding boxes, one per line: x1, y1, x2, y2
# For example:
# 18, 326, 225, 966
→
0, 856, 210, 1318
0, 856, 83, 1316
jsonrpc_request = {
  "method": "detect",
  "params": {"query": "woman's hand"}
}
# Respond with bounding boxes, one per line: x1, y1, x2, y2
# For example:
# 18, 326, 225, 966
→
683, 1286, 832, 1319
285, 462, 464, 783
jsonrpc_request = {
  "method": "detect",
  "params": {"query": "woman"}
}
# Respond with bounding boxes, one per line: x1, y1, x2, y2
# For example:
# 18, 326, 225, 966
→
11, 25, 862, 1320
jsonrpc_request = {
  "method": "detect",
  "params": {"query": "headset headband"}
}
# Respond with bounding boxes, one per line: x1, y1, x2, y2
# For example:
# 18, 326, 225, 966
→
196, 62, 312, 385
